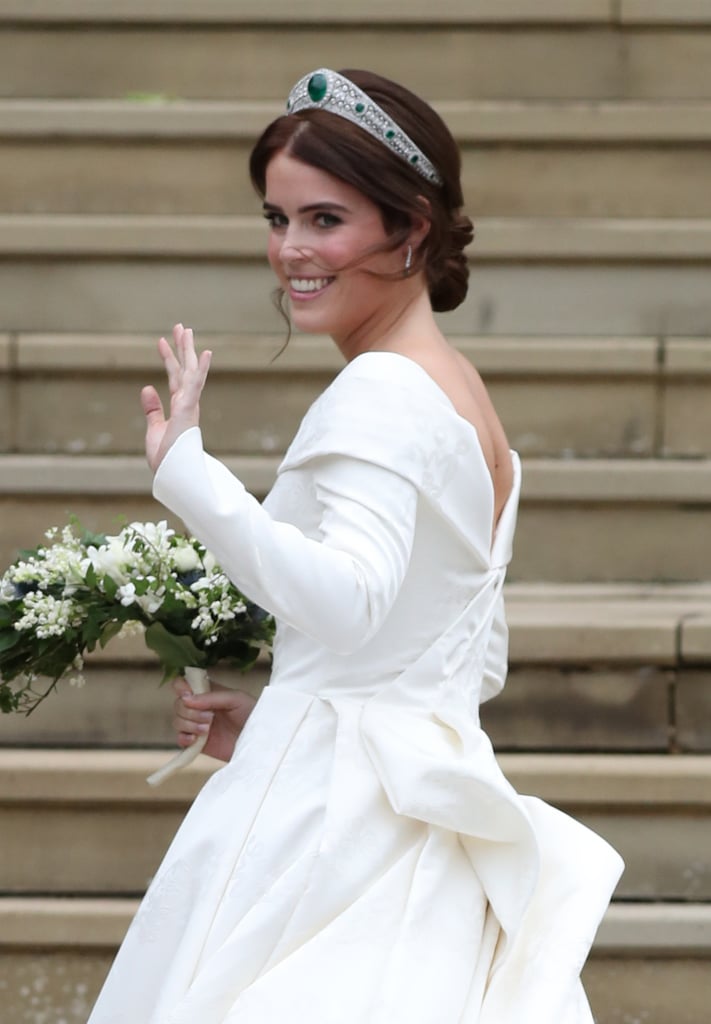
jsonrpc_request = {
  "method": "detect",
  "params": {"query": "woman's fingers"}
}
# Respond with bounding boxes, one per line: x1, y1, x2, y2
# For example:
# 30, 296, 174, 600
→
140, 384, 164, 425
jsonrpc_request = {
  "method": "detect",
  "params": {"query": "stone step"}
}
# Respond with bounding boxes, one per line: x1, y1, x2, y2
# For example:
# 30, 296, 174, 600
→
0, 1, 625, 23
3, 332, 710, 459
1, 218, 710, 338
1, 3, 710, 103
1, 899, 709, 1024
1, 583, 710, 754
0, 749, 708, 902
5, 213, 711, 259
2, 453, 711, 582
4, 100, 711, 217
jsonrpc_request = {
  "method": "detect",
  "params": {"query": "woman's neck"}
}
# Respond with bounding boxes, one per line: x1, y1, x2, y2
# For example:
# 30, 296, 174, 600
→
335, 286, 444, 363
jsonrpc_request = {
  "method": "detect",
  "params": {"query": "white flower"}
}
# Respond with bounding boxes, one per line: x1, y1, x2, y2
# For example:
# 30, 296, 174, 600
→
117, 583, 137, 606
86, 538, 135, 585
117, 620, 145, 640
15, 592, 80, 638
172, 545, 201, 574
135, 590, 164, 615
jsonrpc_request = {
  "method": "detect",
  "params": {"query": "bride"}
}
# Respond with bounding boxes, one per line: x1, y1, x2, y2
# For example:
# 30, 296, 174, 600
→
88, 68, 623, 1023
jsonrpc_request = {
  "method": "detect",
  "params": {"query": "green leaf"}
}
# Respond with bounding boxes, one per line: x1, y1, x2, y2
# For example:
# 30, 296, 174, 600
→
0, 630, 22, 654
0, 604, 16, 627
99, 619, 125, 648
144, 622, 205, 672
84, 563, 97, 588
102, 575, 118, 600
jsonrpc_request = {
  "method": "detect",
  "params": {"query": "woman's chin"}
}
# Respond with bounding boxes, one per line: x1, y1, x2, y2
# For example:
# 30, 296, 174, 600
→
288, 303, 336, 336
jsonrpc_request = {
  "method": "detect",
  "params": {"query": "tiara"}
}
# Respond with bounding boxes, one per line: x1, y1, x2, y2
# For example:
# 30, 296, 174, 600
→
286, 69, 443, 187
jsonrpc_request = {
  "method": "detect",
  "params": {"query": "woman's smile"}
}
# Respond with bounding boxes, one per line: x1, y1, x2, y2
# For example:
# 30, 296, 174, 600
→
288, 275, 336, 298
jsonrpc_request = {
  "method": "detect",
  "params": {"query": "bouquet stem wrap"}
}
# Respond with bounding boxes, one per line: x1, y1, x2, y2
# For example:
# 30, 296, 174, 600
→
146, 666, 210, 787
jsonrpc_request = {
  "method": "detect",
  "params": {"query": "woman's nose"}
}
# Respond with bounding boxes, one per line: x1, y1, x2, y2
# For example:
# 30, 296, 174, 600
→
279, 225, 308, 263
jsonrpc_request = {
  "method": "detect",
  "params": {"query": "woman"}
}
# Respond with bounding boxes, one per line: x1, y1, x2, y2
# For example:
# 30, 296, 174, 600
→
89, 69, 623, 1023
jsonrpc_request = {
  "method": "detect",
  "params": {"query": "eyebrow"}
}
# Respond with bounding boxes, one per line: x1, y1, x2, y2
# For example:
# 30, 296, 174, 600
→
262, 201, 351, 215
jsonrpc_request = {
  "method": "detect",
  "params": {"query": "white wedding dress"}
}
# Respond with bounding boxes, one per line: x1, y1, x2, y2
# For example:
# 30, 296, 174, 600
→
88, 351, 623, 1024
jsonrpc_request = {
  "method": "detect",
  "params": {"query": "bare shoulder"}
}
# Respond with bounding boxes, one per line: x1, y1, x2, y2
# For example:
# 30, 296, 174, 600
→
415, 346, 514, 521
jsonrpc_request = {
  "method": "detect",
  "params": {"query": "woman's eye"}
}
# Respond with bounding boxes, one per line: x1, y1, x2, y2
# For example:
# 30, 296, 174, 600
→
264, 212, 287, 229
315, 213, 341, 228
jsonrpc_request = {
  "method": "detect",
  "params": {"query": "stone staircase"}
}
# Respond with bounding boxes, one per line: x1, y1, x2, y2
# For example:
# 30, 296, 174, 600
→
1, 3, 711, 1022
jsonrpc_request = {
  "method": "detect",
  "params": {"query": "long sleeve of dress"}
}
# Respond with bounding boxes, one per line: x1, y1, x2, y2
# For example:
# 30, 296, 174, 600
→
153, 427, 418, 654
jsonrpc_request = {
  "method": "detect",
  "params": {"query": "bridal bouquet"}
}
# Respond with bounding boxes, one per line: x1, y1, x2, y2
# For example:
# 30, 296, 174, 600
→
0, 519, 275, 783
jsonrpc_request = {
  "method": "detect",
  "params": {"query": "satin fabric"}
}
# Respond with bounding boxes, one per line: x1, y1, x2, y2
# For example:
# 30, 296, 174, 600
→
88, 351, 623, 1023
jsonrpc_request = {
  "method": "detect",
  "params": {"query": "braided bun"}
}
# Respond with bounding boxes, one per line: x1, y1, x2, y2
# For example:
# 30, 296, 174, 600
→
428, 212, 474, 313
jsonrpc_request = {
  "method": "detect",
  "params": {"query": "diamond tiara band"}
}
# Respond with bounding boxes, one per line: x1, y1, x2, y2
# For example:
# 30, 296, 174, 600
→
286, 69, 443, 187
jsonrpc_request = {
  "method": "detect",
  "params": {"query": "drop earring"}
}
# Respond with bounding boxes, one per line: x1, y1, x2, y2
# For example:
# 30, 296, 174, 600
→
404, 244, 413, 275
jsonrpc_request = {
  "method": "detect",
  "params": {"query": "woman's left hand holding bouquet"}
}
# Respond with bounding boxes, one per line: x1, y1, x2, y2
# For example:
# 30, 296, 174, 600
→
141, 324, 212, 472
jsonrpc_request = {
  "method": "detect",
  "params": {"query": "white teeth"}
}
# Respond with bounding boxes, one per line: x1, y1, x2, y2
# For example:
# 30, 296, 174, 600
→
290, 277, 332, 293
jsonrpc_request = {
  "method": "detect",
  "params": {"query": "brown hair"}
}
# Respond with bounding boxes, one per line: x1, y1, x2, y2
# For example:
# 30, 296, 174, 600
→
249, 69, 473, 313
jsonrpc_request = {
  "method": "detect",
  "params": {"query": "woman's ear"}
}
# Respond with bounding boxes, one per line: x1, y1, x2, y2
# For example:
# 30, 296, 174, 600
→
410, 196, 432, 249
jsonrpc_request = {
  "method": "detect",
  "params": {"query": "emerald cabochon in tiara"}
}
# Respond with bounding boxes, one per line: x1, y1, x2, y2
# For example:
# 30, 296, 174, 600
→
286, 69, 443, 187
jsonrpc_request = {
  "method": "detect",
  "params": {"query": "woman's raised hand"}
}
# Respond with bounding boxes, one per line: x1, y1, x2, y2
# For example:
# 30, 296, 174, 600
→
141, 323, 212, 472
172, 678, 258, 764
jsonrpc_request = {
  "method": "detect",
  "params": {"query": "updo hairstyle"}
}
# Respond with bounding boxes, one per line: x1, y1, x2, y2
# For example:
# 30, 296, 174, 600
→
249, 69, 473, 313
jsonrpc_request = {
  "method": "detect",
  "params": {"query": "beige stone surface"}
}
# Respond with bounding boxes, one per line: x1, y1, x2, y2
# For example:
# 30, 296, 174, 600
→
0, 663, 669, 751
3, 22, 711, 100
663, 382, 711, 455
662, 338, 711, 454
14, 332, 659, 373
4, 457, 711, 581
2, 261, 711, 338
2, 794, 707, 898
5, 896, 709, 951
490, 377, 656, 457
1, 802, 185, 892
12, 362, 658, 458
584, 958, 711, 1024
0, 0, 615, 22
1, 947, 709, 1024
506, 600, 681, 663
0, 662, 268, 748
676, 670, 711, 752
596, 902, 711, 954
520, 457, 711, 502
4, 214, 711, 260
480, 666, 671, 751
621, 0, 711, 23
0, 332, 11, 451
1, 750, 709, 896
665, 337, 711, 374
15, 370, 323, 456
512, 505, 711, 583
680, 614, 711, 662
0, 496, 180, 572
0, 951, 112, 1024
581, 812, 711, 899
0, 27, 628, 101
6, 99, 711, 142
4, 749, 707, 806
5, 136, 711, 220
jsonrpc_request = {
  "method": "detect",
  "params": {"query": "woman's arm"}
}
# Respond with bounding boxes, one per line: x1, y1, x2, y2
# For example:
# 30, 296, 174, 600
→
143, 324, 418, 654
154, 433, 418, 654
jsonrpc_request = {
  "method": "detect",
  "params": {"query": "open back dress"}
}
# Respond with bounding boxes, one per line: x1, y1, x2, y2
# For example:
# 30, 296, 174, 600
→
88, 351, 623, 1024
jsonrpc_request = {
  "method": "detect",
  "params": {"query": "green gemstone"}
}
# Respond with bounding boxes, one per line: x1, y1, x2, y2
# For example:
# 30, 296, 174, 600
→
307, 73, 328, 103
355, 102, 365, 114
410, 155, 419, 164
386, 129, 395, 139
